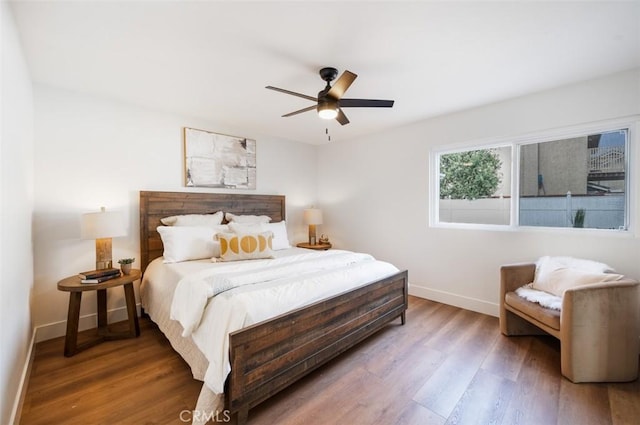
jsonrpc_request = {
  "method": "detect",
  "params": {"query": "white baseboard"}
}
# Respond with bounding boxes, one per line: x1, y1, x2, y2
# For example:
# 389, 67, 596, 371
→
35, 304, 141, 343
409, 284, 499, 317
9, 328, 36, 425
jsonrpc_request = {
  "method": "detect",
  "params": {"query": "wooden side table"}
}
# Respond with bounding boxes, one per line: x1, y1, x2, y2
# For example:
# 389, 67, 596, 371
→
57, 269, 141, 357
296, 242, 332, 250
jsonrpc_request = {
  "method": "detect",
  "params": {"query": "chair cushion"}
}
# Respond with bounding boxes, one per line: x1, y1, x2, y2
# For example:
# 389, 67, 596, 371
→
505, 291, 560, 331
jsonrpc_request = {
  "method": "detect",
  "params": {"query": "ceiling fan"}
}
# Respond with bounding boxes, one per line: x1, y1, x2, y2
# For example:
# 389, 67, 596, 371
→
266, 67, 394, 125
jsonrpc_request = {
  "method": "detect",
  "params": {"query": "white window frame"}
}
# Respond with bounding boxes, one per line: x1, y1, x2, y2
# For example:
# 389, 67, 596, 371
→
430, 117, 638, 236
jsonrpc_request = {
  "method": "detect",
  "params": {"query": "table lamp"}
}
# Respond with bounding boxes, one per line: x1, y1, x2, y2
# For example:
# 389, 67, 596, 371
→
303, 208, 323, 245
81, 207, 126, 269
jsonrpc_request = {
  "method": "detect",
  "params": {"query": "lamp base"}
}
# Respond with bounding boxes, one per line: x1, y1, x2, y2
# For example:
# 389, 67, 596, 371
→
95, 237, 113, 270
308, 224, 317, 246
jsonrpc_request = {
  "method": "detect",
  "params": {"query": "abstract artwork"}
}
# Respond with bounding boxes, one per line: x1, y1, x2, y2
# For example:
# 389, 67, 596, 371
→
184, 127, 256, 189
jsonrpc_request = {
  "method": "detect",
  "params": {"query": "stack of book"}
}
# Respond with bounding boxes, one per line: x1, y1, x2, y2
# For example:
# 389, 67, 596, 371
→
78, 268, 121, 284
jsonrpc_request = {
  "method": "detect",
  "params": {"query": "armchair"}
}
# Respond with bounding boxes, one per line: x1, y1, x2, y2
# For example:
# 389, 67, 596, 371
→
500, 263, 639, 383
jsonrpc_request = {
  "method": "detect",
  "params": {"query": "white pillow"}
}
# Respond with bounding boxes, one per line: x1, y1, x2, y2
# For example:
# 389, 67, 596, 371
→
228, 222, 262, 234
534, 256, 614, 286
225, 212, 271, 224
157, 225, 223, 263
266, 221, 291, 250
160, 212, 224, 227
532, 268, 625, 297
229, 221, 291, 250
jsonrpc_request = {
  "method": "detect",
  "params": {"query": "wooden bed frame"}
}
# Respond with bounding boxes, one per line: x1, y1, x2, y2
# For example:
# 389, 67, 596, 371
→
139, 191, 408, 424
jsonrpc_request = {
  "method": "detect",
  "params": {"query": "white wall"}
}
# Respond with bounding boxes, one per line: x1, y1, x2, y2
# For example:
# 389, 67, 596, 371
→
32, 85, 318, 341
317, 69, 640, 316
1, 2, 35, 423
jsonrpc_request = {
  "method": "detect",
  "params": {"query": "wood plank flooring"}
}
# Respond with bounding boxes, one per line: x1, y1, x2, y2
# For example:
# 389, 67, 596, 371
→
19, 296, 639, 425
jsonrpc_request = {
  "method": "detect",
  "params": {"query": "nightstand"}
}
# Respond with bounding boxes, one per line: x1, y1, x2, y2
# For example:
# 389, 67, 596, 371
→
296, 242, 332, 250
57, 269, 141, 356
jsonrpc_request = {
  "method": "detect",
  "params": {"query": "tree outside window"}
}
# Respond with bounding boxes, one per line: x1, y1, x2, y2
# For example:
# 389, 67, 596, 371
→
440, 149, 503, 200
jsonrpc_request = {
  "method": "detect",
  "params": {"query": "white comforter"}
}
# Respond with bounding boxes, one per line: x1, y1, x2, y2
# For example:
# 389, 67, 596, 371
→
169, 249, 399, 394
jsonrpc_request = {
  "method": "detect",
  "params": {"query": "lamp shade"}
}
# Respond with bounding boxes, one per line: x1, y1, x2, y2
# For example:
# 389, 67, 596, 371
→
303, 208, 323, 225
81, 207, 126, 239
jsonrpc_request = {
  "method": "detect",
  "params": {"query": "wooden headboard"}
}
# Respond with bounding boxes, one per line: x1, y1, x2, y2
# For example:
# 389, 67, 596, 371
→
139, 191, 286, 272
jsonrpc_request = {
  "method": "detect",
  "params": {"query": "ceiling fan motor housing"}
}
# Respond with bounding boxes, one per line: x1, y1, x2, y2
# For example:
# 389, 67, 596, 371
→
319, 67, 339, 83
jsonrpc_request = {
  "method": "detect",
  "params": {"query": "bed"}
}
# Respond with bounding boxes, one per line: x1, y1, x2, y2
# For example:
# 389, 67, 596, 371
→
139, 191, 408, 424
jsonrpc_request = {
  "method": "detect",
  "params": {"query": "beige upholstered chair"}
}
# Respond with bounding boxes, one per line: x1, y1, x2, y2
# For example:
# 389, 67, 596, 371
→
500, 263, 640, 383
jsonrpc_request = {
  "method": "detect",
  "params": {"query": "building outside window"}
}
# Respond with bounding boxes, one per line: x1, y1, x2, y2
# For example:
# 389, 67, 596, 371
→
519, 129, 627, 230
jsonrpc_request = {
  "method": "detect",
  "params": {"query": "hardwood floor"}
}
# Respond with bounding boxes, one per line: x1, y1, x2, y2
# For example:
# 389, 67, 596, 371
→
20, 296, 639, 425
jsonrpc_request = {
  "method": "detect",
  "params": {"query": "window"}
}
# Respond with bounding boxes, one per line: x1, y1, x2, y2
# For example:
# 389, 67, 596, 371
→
433, 123, 631, 231
519, 129, 627, 230
437, 146, 512, 225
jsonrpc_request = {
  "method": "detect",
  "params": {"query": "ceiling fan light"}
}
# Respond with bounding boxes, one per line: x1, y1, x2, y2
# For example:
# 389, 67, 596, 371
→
318, 103, 338, 120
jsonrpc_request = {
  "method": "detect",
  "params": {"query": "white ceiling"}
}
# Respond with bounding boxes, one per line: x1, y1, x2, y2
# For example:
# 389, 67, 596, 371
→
10, 1, 640, 144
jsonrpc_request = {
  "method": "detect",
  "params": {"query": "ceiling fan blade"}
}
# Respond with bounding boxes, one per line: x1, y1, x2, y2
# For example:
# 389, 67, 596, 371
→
339, 98, 394, 108
282, 104, 317, 117
266, 86, 317, 102
335, 108, 350, 126
327, 70, 357, 100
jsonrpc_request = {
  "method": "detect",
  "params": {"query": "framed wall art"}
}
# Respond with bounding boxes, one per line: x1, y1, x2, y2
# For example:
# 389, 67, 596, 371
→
183, 127, 256, 189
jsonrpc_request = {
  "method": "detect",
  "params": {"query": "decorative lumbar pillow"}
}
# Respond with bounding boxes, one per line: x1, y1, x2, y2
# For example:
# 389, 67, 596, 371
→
157, 226, 222, 263
216, 231, 274, 261
229, 221, 291, 250
160, 212, 224, 227
532, 267, 625, 297
225, 212, 271, 224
